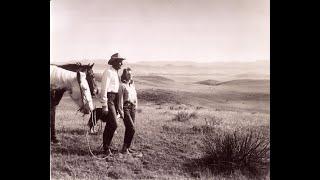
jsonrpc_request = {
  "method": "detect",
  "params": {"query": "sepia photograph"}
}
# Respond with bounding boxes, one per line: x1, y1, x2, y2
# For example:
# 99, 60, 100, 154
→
50, 0, 270, 179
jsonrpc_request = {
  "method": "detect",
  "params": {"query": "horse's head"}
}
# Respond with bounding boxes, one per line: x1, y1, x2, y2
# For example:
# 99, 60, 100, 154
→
70, 71, 94, 114
83, 63, 99, 97
59, 63, 99, 97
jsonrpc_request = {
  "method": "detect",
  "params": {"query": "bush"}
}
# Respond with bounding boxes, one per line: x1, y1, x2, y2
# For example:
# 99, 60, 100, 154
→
162, 124, 183, 134
192, 125, 216, 134
204, 117, 222, 127
189, 112, 198, 119
172, 111, 197, 122
201, 130, 270, 177
192, 117, 221, 134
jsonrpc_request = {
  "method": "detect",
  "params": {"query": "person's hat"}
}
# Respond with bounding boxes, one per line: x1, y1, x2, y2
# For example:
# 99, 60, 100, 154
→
108, 53, 126, 65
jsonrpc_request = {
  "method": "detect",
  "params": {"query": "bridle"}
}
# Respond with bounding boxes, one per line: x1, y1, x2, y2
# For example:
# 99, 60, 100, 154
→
77, 70, 107, 160
86, 69, 97, 97
76, 72, 89, 114
77, 71, 106, 159
85, 110, 108, 160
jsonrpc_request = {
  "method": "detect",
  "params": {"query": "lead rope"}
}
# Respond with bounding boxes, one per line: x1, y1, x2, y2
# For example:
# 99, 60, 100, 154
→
85, 106, 108, 160
76, 72, 106, 160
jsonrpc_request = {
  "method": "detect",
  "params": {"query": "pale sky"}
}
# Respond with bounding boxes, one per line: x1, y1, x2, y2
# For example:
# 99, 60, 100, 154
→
50, 0, 269, 63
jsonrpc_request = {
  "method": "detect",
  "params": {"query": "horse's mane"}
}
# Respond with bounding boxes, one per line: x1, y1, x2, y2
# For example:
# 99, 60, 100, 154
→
60, 62, 83, 66
50, 65, 79, 90
58, 62, 94, 72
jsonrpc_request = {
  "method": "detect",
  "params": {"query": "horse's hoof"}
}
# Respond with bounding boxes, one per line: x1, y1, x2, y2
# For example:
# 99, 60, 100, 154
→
103, 148, 113, 157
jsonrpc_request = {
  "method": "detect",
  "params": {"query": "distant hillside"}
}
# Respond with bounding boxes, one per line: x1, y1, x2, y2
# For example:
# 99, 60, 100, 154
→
137, 87, 269, 113
51, 59, 269, 69
233, 73, 270, 79
135, 76, 174, 83
137, 89, 182, 105
134, 76, 175, 88
196, 80, 221, 86
219, 79, 269, 86
94, 74, 174, 84
196, 79, 269, 87
52, 59, 269, 80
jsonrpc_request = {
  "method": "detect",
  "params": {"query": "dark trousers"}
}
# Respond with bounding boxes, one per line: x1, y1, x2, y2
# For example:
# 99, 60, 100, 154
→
123, 101, 136, 148
102, 93, 119, 150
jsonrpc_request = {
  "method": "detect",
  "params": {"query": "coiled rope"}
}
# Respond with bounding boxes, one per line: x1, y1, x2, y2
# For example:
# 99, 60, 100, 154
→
85, 108, 108, 160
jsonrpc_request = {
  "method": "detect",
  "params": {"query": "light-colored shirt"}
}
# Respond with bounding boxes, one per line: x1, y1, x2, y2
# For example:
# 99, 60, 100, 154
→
100, 65, 120, 106
118, 81, 138, 115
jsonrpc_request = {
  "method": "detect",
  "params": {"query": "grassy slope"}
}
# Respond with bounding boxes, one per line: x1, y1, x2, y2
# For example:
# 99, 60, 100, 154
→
51, 97, 269, 179
51, 67, 270, 179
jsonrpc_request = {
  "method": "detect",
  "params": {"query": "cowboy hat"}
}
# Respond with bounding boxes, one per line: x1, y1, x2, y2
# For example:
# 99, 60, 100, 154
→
108, 53, 126, 65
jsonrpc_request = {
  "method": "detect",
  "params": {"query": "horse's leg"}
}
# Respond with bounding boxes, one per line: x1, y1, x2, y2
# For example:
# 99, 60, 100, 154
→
50, 106, 58, 143
50, 89, 65, 144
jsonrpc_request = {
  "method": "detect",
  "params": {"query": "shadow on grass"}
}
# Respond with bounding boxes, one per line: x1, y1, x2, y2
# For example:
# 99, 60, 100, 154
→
51, 132, 104, 156
56, 128, 87, 135
51, 144, 103, 156
184, 157, 269, 179
161, 124, 217, 135
183, 158, 208, 178
137, 89, 182, 105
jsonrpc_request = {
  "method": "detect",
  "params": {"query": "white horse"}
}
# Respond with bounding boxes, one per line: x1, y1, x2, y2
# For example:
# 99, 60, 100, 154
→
50, 65, 94, 114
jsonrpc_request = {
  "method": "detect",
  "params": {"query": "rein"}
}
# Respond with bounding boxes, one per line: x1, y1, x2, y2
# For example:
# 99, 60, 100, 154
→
77, 72, 107, 160
76, 72, 87, 112
85, 108, 108, 160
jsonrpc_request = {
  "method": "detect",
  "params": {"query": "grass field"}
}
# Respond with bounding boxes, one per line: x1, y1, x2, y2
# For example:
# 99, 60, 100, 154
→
51, 61, 269, 179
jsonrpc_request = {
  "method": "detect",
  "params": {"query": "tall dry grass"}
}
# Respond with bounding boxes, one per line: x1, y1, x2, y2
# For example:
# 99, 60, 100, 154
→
199, 128, 270, 178
51, 80, 270, 179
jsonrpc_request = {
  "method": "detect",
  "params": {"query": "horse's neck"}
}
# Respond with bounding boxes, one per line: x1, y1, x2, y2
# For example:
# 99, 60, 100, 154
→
50, 65, 77, 90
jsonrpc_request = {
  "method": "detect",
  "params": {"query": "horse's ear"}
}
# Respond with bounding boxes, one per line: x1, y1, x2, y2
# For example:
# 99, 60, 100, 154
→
90, 63, 94, 68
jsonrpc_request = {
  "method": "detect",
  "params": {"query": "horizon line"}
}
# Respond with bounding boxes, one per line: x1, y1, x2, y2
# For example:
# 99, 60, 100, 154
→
50, 59, 270, 64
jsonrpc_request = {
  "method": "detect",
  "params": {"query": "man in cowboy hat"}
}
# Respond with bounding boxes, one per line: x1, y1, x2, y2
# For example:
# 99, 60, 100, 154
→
100, 53, 125, 156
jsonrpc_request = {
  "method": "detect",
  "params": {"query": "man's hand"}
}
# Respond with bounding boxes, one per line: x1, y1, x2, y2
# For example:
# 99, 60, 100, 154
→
102, 106, 109, 116
119, 111, 124, 119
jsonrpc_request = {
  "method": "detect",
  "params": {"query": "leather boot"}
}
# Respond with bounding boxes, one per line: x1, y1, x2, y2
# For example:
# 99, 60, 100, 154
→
127, 148, 136, 153
104, 147, 113, 156
121, 143, 130, 154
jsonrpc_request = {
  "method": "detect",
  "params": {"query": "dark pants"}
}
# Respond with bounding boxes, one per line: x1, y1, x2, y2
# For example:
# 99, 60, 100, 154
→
102, 93, 119, 150
123, 101, 136, 148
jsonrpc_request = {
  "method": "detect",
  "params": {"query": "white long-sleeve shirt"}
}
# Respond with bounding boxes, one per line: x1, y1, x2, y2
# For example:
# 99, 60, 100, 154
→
100, 65, 120, 106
